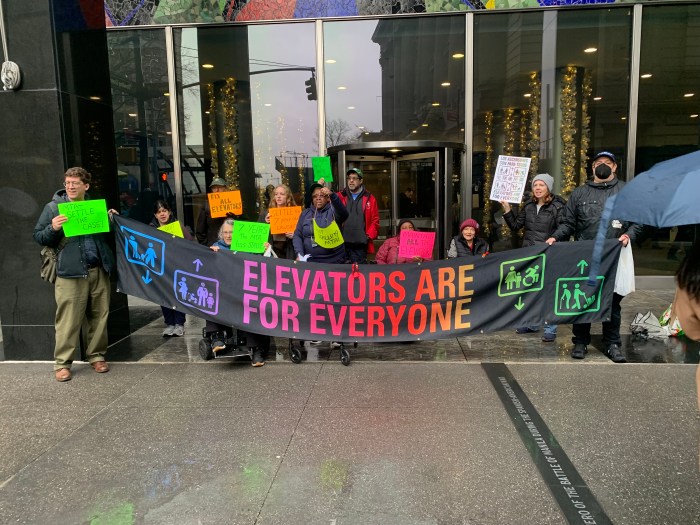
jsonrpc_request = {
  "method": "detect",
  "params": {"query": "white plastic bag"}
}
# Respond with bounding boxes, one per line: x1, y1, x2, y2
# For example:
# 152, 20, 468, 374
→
263, 245, 278, 258
630, 311, 668, 340
614, 243, 635, 296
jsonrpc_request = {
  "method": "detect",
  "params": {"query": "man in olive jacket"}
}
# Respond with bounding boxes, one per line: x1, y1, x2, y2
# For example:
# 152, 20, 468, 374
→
33, 167, 115, 382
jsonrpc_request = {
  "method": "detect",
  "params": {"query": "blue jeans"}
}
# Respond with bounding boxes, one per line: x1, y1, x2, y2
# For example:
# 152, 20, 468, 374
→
523, 324, 558, 335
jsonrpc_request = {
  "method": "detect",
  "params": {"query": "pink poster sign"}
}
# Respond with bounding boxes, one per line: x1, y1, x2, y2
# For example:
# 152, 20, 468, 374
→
398, 230, 435, 260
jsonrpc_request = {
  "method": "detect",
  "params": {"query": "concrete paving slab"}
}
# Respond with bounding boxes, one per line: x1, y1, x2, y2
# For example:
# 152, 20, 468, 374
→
0, 406, 298, 525
507, 364, 700, 525
0, 406, 100, 483
0, 363, 160, 410
509, 363, 699, 413
259, 406, 563, 525
112, 362, 322, 409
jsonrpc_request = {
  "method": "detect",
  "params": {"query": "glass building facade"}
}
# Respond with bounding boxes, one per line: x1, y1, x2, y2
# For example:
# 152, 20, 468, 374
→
106, 3, 700, 276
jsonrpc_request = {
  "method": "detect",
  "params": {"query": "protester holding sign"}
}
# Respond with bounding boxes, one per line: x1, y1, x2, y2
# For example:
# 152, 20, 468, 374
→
447, 219, 488, 258
337, 168, 379, 264
375, 220, 432, 264
546, 151, 641, 362
150, 199, 192, 337
33, 167, 117, 382
260, 184, 297, 259
196, 177, 233, 246
293, 183, 348, 264
207, 219, 267, 366
500, 174, 566, 342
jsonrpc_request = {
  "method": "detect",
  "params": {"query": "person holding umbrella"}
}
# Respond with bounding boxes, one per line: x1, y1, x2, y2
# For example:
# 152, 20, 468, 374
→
546, 151, 641, 363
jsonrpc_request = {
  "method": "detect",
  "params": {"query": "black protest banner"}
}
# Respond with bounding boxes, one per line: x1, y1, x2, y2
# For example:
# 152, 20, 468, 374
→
114, 215, 621, 342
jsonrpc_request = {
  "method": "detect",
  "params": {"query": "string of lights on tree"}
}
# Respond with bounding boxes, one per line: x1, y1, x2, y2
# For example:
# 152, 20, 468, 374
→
482, 111, 494, 237
519, 109, 529, 157
499, 108, 517, 239
579, 70, 592, 186
207, 78, 239, 189
560, 66, 579, 196
87, 120, 103, 192
482, 73, 545, 238
527, 72, 541, 178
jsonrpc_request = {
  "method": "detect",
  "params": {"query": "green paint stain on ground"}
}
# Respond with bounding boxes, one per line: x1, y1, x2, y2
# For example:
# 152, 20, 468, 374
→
89, 503, 134, 525
319, 459, 349, 493
242, 463, 266, 493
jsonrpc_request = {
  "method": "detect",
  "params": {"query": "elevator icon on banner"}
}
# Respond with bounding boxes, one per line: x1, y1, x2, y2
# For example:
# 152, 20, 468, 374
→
554, 276, 604, 316
497, 254, 546, 297
120, 226, 165, 282
173, 260, 220, 317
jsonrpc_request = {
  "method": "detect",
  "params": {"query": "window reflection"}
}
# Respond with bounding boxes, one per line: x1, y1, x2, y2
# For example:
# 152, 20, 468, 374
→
324, 17, 465, 142
633, 5, 700, 275
473, 9, 631, 253
108, 30, 174, 224
174, 24, 319, 236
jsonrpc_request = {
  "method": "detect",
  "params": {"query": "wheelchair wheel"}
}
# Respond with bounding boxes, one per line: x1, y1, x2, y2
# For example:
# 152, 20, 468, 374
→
340, 346, 351, 366
199, 338, 214, 361
289, 340, 303, 364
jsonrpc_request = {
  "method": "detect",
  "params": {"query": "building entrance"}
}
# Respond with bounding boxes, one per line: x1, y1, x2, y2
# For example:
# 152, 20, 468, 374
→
328, 141, 466, 260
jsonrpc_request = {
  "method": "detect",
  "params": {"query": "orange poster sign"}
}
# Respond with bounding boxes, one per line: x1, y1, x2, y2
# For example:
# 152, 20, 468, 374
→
269, 206, 302, 235
208, 190, 243, 218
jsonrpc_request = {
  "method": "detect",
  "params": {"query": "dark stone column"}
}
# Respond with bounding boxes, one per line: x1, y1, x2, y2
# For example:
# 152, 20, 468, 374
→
0, 0, 129, 361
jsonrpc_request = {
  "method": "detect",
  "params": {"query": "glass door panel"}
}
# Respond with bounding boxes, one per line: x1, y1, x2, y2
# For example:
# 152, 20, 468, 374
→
397, 154, 438, 259
346, 157, 393, 244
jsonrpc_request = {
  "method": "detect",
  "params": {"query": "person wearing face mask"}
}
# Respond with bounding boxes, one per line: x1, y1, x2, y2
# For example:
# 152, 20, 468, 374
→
546, 151, 641, 363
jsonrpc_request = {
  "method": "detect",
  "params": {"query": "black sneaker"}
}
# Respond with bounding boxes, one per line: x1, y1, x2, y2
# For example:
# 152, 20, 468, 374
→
571, 344, 587, 359
605, 344, 626, 363
251, 348, 265, 367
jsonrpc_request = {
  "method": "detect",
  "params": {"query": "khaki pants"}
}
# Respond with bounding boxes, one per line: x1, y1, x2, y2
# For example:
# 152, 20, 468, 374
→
54, 268, 110, 370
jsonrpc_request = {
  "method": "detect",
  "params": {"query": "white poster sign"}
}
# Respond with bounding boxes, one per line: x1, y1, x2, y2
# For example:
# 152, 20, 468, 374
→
489, 155, 532, 204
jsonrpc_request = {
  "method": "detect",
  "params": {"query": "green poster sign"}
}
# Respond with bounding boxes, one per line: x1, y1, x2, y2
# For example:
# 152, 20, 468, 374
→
312, 156, 333, 182
158, 221, 184, 238
57, 199, 109, 238
231, 221, 270, 253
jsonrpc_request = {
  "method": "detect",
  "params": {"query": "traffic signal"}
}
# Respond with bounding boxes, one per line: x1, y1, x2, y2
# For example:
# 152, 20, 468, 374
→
305, 75, 317, 101
160, 172, 168, 182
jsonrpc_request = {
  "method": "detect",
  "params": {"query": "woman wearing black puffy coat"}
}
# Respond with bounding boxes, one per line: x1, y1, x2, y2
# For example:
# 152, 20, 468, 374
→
501, 173, 566, 247
500, 173, 565, 341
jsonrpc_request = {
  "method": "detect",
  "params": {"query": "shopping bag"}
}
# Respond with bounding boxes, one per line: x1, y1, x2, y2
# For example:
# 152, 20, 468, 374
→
630, 311, 667, 340
659, 296, 685, 337
614, 243, 635, 296
263, 245, 278, 258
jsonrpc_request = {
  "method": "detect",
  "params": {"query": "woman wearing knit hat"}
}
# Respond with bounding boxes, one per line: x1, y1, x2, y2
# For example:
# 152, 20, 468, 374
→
500, 173, 566, 342
447, 218, 489, 258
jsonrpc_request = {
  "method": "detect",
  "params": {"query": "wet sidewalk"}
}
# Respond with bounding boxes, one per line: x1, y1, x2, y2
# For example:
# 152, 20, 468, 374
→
0, 289, 698, 524
1, 362, 697, 524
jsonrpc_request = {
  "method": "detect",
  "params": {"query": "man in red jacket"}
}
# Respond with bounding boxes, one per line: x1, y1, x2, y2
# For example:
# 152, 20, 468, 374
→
338, 168, 380, 263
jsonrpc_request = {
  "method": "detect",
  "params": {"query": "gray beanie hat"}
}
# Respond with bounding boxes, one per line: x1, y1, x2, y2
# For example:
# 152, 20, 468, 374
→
532, 173, 553, 193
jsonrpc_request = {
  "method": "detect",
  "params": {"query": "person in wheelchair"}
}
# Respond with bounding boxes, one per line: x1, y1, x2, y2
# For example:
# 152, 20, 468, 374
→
205, 219, 269, 366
